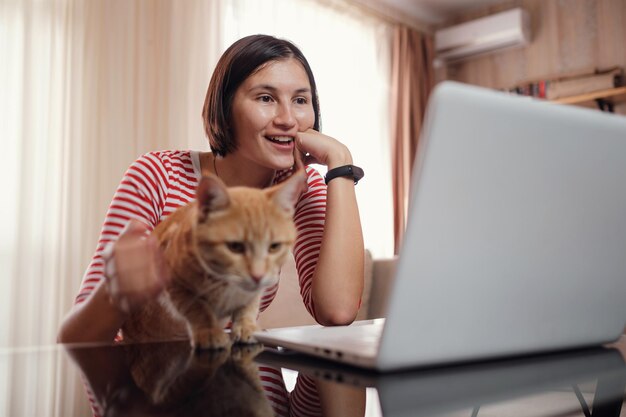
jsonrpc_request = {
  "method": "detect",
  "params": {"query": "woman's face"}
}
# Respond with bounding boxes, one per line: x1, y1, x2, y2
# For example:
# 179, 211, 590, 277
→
229, 58, 315, 170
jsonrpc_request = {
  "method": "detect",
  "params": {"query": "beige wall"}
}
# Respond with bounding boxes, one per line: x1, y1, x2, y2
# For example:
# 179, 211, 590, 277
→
437, 0, 626, 113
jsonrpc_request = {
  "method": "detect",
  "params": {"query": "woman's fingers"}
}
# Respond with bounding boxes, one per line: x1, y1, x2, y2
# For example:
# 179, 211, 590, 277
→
303, 154, 320, 166
296, 129, 329, 166
150, 236, 172, 290
293, 147, 305, 170
123, 218, 150, 236
296, 128, 350, 167
108, 219, 168, 310
293, 144, 320, 168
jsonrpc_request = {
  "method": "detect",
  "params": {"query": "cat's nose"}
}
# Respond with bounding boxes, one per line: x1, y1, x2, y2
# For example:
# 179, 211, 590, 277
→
250, 274, 264, 283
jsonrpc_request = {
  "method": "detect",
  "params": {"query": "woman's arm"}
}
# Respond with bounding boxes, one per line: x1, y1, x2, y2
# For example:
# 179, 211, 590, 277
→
57, 220, 168, 343
316, 378, 366, 417
295, 130, 365, 326
57, 281, 128, 344
58, 153, 172, 344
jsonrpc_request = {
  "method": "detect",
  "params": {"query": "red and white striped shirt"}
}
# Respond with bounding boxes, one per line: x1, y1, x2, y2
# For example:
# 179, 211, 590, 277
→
76, 150, 326, 416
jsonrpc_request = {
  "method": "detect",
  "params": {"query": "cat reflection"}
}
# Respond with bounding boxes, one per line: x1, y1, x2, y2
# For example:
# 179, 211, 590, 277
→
112, 342, 273, 417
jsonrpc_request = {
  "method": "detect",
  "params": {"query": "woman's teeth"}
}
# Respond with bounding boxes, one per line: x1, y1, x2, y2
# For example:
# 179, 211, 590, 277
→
266, 136, 294, 144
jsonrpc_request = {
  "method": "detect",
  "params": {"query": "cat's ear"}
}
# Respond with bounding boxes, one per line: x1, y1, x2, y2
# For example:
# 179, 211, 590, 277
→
269, 169, 307, 215
196, 175, 230, 220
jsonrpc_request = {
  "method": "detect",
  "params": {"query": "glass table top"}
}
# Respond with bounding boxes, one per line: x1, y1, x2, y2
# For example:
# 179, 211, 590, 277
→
2, 340, 626, 417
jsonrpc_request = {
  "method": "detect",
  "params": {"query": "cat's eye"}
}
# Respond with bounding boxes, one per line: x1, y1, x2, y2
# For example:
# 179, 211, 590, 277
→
268, 242, 282, 253
226, 242, 246, 254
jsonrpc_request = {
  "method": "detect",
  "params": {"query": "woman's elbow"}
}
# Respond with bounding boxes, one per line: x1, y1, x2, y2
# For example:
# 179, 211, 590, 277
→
57, 313, 84, 344
56, 310, 88, 344
316, 308, 359, 326
56, 322, 73, 344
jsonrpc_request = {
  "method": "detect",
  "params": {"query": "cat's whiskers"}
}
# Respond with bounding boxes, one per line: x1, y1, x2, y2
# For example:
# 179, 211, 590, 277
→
190, 243, 216, 277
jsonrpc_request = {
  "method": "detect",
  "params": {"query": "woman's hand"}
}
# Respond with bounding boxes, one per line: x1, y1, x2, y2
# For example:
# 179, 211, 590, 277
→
292, 128, 364, 326
295, 129, 353, 169
105, 220, 170, 313
57, 219, 170, 344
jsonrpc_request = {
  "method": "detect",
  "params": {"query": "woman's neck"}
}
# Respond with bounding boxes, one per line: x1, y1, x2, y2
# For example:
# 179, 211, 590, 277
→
202, 152, 275, 189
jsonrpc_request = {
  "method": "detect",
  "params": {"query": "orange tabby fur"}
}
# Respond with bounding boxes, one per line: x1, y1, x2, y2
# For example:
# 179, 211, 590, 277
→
122, 170, 306, 349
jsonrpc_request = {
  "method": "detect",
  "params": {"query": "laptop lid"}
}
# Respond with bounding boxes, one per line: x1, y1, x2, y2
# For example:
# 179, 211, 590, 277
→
377, 81, 626, 370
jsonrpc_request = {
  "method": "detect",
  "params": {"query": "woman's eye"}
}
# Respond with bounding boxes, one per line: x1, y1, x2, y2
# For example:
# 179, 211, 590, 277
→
259, 95, 273, 103
268, 242, 282, 253
226, 242, 246, 254
295, 97, 308, 105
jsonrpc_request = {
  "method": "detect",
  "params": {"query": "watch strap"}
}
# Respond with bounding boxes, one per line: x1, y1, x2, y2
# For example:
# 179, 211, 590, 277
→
324, 164, 364, 185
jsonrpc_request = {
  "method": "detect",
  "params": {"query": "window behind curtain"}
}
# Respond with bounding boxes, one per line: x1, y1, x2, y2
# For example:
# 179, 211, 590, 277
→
222, 0, 395, 258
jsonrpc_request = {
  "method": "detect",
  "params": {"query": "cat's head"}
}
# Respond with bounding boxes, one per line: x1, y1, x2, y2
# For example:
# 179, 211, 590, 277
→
191, 170, 307, 292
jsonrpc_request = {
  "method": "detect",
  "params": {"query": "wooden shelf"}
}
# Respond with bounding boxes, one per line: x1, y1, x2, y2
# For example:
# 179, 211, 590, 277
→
552, 86, 626, 105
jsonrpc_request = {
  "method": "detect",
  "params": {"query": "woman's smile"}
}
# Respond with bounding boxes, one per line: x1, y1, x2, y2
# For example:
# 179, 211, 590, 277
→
264, 135, 295, 151
229, 58, 315, 171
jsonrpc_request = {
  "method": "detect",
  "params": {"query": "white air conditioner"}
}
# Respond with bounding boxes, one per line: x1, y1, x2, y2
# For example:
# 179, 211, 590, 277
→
435, 8, 530, 62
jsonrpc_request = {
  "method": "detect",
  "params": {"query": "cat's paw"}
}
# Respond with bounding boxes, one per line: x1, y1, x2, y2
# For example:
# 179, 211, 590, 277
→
231, 343, 264, 362
191, 347, 231, 373
191, 327, 231, 350
230, 321, 259, 344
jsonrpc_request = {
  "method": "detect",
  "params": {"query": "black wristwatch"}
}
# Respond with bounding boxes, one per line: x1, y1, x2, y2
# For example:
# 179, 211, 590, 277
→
324, 165, 364, 185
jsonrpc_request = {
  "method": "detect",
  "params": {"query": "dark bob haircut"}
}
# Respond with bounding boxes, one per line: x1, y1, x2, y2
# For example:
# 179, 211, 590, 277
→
202, 34, 321, 157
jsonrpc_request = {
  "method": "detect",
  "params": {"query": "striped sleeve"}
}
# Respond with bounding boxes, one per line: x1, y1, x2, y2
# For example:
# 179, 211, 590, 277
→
258, 366, 323, 417
292, 167, 327, 320
81, 373, 103, 417
75, 152, 171, 305
289, 374, 322, 417
258, 366, 290, 417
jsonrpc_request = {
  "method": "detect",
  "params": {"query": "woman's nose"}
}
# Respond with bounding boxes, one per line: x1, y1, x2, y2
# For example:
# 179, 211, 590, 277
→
274, 103, 296, 128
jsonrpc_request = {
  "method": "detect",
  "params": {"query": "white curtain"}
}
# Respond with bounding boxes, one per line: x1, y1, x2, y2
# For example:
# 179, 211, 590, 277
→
0, 0, 393, 414
222, 0, 395, 259
0, 0, 222, 415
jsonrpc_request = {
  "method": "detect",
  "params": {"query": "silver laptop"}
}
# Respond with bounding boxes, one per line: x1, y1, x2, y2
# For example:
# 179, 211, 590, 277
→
255, 81, 626, 371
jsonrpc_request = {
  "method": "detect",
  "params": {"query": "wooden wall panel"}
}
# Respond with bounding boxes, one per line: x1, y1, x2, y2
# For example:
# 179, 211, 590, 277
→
441, 0, 626, 93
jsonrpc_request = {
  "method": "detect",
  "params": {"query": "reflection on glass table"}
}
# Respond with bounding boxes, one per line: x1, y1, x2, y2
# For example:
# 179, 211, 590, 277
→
65, 340, 365, 417
260, 345, 626, 417
1, 340, 626, 416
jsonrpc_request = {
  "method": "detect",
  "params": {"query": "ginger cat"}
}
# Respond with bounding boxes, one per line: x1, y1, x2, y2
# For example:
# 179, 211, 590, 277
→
122, 170, 306, 349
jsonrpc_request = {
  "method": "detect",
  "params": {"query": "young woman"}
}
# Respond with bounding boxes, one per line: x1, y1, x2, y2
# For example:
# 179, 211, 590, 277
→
58, 34, 365, 416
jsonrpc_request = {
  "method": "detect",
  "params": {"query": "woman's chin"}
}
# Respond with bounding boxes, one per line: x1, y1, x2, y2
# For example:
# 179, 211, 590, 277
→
273, 157, 295, 171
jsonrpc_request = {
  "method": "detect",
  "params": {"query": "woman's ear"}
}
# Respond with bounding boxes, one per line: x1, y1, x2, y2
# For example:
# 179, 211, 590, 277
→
196, 174, 230, 221
269, 170, 307, 215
